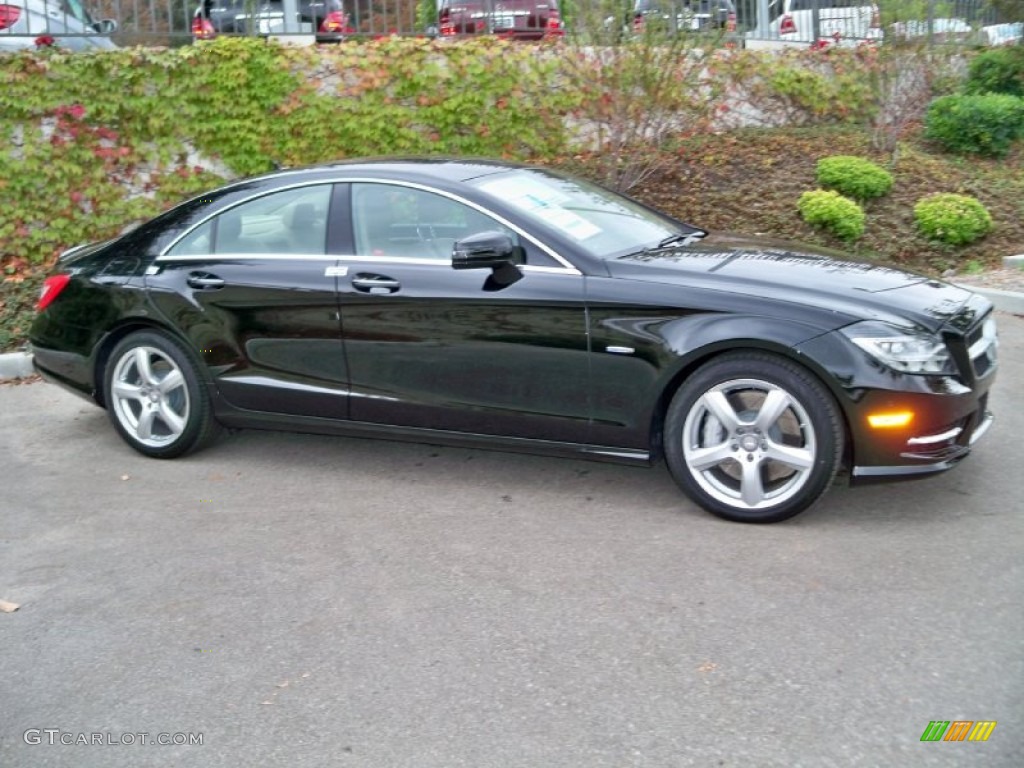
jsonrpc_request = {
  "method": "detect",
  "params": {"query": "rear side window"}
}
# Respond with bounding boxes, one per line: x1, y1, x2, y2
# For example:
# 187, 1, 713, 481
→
167, 185, 332, 256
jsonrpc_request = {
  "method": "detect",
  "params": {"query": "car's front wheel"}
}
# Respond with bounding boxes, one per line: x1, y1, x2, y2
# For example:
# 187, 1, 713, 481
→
104, 331, 220, 458
664, 353, 843, 523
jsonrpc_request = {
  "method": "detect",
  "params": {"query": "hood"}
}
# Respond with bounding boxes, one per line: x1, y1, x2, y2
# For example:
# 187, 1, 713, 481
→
607, 232, 975, 333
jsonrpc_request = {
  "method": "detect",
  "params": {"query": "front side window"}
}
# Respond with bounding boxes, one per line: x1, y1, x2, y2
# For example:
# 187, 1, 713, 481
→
167, 185, 332, 257
351, 183, 517, 261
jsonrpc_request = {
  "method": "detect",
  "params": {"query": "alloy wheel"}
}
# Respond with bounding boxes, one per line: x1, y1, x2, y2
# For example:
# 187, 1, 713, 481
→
109, 346, 191, 448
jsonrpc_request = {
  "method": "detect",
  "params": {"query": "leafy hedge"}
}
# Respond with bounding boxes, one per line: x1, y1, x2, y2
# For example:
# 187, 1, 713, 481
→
797, 190, 865, 241
0, 39, 979, 277
964, 45, 1024, 98
914, 193, 993, 246
0, 37, 574, 267
924, 92, 1024, 157
815, 155, 893, 200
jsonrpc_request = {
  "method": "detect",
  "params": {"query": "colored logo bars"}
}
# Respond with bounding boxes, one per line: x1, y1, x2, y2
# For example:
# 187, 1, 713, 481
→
921, 721, 997, 742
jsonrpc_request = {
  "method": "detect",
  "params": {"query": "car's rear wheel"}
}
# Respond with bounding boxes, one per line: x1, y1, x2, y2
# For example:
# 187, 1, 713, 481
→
664, 353, 843, 523
104, 331, 220, 458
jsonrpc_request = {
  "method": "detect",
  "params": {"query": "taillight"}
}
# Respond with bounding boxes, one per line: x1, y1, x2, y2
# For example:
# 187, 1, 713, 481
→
545, 10, 563, 36
779, 14, 796, 35
319, 10, 351, 34
0, 4, 22, 30
726, 12, 736, 32
439, 9, 456, 36
191, 16, 216, 40
870, 4, 880, 29
37, 274, 71, 312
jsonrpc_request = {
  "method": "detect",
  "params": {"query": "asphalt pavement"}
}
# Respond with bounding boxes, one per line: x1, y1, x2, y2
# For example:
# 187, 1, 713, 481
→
1, 313, 1022, 768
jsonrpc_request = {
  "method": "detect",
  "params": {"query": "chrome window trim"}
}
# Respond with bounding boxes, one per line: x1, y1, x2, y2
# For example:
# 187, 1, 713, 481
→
156, 253, 342, 262
157, 177, 581, 274
153, 252, 581, 276
520, 265, 581, 275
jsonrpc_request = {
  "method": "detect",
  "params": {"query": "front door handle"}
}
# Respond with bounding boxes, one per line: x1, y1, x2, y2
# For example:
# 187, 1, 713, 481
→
352, 274, 401, 294
187, 272, 225, 290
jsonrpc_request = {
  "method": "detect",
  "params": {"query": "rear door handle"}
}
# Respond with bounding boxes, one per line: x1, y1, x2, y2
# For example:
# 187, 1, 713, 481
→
187, 272, 225, 290
352, 274, 401, 294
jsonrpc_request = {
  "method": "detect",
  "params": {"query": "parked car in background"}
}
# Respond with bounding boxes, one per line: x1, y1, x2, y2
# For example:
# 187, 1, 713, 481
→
0, 0, 116, 51
630, 0, 737, 35
191, 0, 352, 43
879, 15, 1019, 46
752, 0, 881, 46
982, 21, 1022, 45
438, 0, 564, 40
30, 159, 998, 524
887, 17, 973, 43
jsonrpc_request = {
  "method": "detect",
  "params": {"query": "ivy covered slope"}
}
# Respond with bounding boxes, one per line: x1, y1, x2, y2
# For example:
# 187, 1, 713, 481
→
0, 37, 573, 271
2, 38, 1023, 352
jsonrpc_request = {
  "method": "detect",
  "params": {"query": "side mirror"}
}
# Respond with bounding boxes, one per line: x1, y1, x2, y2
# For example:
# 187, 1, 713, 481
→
451, 231, 519, 271
94, 19, 118, 34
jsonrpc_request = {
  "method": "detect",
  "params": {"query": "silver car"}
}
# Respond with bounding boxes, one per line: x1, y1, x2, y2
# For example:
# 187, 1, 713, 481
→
0, 0, 117, 52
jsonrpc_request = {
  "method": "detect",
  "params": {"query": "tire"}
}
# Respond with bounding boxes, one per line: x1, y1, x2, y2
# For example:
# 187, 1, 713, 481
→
663, 353, 843, 523
104, 330, 221, 459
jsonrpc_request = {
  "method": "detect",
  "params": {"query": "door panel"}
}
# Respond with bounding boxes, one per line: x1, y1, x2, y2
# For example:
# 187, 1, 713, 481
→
146, 258, 348, 419
339, 263, 590, 442
339, 182, 589, 442
146, 184, 349, 419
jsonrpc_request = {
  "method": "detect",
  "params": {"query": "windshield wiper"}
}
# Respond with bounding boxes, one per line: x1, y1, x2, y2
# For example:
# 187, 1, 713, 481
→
617, 230, 709, 261
658, 230, 706, 248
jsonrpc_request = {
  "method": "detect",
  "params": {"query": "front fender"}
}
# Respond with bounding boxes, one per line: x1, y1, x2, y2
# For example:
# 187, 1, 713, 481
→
586, 306, 833, 449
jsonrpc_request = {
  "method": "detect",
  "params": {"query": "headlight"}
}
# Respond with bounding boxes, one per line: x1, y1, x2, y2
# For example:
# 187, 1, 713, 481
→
841, 322, 955, 375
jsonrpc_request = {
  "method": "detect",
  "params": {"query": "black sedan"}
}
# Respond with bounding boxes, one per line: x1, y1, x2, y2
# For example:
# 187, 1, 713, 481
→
30, 159, 998, 523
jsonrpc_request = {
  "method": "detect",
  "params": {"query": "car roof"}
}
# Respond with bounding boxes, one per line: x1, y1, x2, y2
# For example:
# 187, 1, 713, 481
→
245, 157, 532, 188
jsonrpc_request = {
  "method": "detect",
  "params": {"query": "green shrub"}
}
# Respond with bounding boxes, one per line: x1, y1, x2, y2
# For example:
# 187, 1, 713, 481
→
924, 93, 1024, 157
914, 193, 993, 246
964, 46, 1024, 98
815, 155, 893, 200
797, 190, 866, 241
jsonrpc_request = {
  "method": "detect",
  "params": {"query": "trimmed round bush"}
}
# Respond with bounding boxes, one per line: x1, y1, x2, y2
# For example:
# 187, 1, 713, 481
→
924, 93, 1024, 157
815, 155, 893, 201
797, 190, 865, 241
965, 46, 1024, 98
913, 193, 993, 246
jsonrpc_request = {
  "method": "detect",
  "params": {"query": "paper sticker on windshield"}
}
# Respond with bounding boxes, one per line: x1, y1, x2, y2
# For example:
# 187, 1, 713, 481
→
535, 207, 601, 240
480, 177, 601, 240
480, 177, 569, 209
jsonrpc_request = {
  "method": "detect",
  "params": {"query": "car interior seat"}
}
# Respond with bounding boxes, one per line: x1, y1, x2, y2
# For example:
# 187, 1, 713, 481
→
285, 202, 323, 254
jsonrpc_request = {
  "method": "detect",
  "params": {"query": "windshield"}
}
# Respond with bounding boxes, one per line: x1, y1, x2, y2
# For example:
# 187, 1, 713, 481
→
470, 169, 692, 260
62, 0, 95, 24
